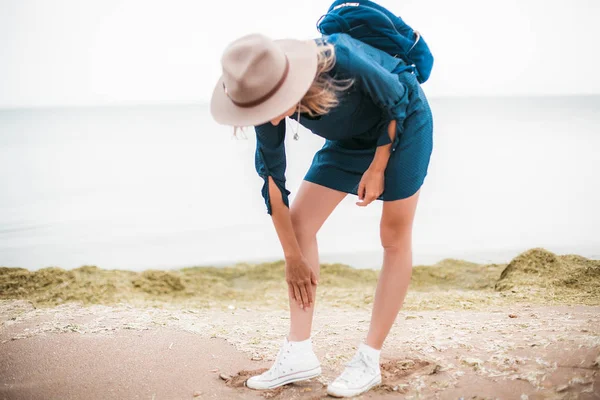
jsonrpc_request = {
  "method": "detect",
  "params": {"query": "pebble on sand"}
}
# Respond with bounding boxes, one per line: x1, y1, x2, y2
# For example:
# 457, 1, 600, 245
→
460, 357, 483, 368
219, 373, 231, 381
556, 384, 570, 393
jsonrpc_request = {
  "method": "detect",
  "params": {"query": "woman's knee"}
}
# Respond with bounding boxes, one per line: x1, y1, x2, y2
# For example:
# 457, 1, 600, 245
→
380, 226, 411, 251
380, 192, 420, 250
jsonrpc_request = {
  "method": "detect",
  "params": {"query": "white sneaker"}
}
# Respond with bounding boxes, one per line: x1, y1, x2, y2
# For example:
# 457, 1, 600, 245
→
246, 337, 322, 390
327, 347, 382, 397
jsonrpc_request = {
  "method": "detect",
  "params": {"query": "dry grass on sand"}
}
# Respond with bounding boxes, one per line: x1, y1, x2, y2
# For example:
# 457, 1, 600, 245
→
1, 248, 599, 310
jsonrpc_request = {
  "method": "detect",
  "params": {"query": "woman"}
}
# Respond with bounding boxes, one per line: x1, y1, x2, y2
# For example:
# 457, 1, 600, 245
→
210, 32, 433, 398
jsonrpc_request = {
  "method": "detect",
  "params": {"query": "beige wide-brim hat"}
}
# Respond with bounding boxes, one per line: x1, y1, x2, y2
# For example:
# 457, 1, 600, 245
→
211, 33, 318, 127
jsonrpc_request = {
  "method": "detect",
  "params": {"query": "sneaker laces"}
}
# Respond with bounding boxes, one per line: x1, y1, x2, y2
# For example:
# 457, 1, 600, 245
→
337, 351, 378, 384
263, 343, 292, 378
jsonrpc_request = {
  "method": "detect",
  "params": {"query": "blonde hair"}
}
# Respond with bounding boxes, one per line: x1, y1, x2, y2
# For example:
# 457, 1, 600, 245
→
298, 41, 354, 117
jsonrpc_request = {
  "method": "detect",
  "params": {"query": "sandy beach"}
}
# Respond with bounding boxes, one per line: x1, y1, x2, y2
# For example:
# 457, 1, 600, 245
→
1, 248, 599, 399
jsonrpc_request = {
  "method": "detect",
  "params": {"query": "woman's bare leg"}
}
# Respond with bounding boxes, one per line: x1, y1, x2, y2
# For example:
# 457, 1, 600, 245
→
365, 191, 420, 350
288, 181, 346, 341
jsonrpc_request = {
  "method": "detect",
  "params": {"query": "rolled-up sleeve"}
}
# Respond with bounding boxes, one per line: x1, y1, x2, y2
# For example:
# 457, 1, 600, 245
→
254, 120, 290, 215
341, 46, 410, 148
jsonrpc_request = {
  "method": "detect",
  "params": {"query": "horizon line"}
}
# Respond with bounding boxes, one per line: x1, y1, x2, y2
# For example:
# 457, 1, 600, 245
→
1, 93, 599, 112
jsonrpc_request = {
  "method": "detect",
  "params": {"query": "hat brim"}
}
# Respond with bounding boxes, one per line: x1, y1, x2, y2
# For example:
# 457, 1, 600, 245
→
210, 39, 318, 127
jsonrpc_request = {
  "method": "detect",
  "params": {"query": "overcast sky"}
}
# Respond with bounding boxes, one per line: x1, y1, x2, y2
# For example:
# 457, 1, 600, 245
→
1, 0, 599, 108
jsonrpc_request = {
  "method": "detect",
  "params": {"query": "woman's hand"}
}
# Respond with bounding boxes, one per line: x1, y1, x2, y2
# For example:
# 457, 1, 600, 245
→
356, 168, 385, 207
285, 255, 318, 310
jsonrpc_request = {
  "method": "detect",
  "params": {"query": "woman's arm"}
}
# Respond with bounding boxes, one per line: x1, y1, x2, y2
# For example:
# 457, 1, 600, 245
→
333, 46, 409, 206
369, 120, 396, 172
254, 122, 317, 309
356, 120, 396, 206
255, 122, 298, 255
267, 176, 302, 259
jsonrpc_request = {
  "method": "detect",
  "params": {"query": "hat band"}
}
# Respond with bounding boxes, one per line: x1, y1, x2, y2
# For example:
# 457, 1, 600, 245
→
223, 57, 290, 108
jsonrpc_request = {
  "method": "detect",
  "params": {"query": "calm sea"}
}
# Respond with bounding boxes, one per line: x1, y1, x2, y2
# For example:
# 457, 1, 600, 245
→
1, 96, 599, 270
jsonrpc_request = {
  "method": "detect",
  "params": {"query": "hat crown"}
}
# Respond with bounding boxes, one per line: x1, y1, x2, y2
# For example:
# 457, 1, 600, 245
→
221, 34, 288, 105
